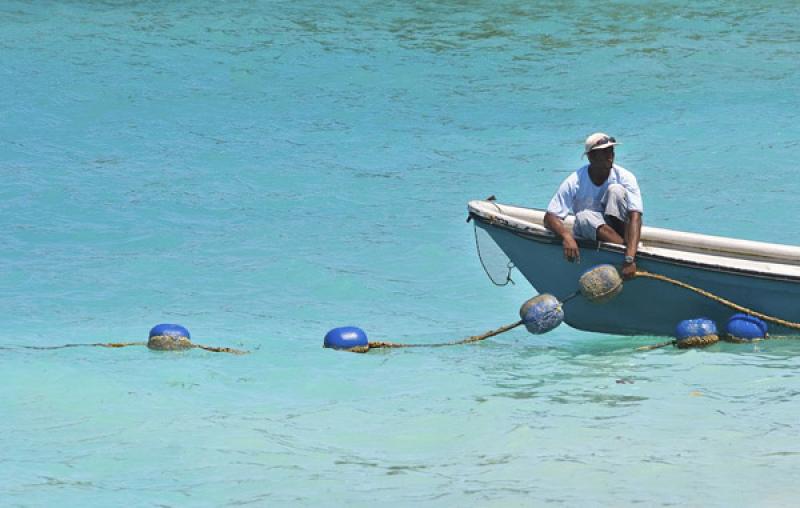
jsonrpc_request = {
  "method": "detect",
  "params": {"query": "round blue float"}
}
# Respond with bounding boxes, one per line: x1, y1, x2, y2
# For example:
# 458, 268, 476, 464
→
674, 317, 720, 348
519, 294, 564, 335
726, 314, 767, 340
676, 318, 717, 340
324, 326, 368, 350
149, 323, 191, 340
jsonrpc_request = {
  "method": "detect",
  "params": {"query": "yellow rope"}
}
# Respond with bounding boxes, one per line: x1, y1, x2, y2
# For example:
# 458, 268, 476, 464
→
636, 335, 728, 351
193, 344, 248, 355
16, 342, 146, 350
348, 320, 524, 353
14, 340, 247, 354
635, 340, 676, 351
675, 334, 719, 349
635, 270, 800, 330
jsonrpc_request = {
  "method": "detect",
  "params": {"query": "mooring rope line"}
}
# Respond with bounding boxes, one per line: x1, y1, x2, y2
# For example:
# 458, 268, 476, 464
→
11, 342, 147, 350
347, 320, 525, 353
637, 333, 768, 351
637, 336, 712, 351
635, 270, 800, 330
7, 341, 248, 354
193, 344, 248, 355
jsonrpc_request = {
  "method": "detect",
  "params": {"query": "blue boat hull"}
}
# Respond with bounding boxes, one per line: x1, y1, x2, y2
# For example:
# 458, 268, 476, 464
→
477, 220, 800, 337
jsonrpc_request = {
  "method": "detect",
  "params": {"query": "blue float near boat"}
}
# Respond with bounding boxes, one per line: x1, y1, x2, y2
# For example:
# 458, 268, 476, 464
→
468, 200, 800, 337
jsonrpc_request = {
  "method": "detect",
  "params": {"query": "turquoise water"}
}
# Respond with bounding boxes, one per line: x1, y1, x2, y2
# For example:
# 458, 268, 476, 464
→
2, 1, 800, 505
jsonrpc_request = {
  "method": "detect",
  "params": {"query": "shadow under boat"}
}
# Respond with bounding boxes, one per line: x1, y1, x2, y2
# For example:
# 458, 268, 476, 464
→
468, 200, 800, 337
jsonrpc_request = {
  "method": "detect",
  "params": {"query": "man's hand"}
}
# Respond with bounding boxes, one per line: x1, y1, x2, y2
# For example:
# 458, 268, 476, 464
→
562, 235, 580, 262
621, 260, 636, 279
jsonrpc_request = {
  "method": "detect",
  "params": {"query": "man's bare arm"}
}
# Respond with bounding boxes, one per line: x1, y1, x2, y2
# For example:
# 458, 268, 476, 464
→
544, 212, 580, 262
621, 211, 642, 279
624, 211, 642, 259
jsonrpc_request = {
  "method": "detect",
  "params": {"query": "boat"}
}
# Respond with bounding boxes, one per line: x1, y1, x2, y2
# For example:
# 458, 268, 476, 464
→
468, 199, 800, 337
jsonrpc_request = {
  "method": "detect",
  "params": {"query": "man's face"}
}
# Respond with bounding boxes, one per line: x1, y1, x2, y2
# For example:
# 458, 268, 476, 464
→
588, 146, 614, 170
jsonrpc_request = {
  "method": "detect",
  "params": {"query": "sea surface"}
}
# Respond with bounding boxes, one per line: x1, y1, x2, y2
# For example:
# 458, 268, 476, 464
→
2, 1, 800, 506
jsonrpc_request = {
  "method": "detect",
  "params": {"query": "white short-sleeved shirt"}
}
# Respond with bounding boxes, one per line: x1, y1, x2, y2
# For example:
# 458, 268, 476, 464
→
546, 164, 644, 219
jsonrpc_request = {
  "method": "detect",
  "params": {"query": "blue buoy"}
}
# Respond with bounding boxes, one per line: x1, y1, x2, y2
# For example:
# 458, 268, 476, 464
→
726, 314, 767, 340
675, 317, 719, 348
147, 323, 193, 351
519, 294, 564, 335
676, 318, 717, 339
149, 323, 191, 340
324, 326, 368, 350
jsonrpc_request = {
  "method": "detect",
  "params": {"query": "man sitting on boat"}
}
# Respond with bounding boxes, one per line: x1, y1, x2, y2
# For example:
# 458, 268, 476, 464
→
543, 132, 643, 278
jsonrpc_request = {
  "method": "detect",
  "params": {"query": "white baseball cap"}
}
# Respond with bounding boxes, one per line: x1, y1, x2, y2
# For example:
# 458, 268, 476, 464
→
584, 132, 618, 155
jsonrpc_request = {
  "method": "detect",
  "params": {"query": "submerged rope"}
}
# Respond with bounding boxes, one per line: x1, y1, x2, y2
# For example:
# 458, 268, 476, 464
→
637, 336, 721, 351
15, 342, 147, 350
347, 320, 524, 353
193, 344, 248, 355
10, 340, 247, 355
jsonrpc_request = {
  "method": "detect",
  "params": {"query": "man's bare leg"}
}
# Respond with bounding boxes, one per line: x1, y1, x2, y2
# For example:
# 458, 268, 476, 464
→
596, 224, 624, 244
606, 215, 626, 238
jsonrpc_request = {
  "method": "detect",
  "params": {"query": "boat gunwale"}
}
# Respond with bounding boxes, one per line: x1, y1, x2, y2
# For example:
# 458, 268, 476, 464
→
469, 206, 800, 284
